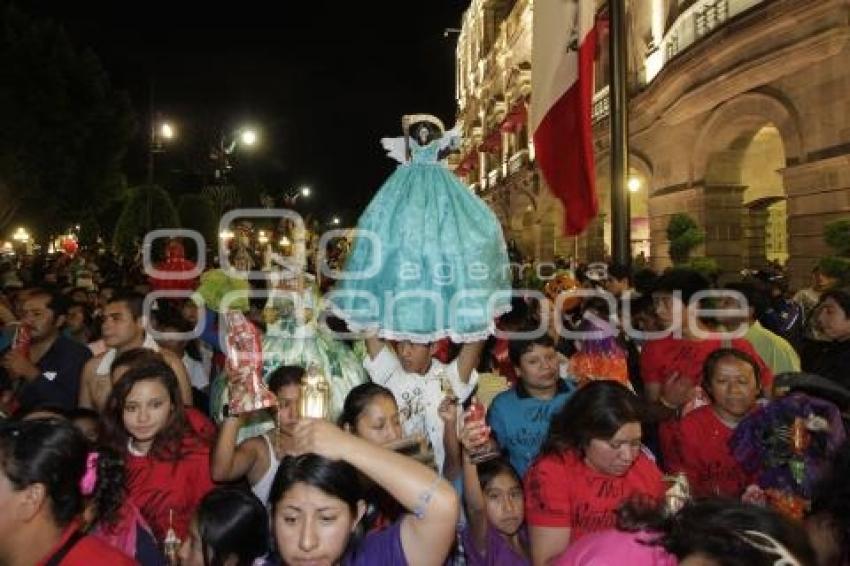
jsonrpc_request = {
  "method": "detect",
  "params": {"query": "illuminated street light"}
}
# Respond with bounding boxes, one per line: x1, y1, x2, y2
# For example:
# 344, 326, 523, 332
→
627, 176, 642, 192
240, 129, 258, 146
257, 230, 269, 244
331, 216, 341, 226
219, 229, 235, 240
12, 227, 30, 242
279, 236, 291, 246
284, 185, 312, 207
160, 122, 175, 139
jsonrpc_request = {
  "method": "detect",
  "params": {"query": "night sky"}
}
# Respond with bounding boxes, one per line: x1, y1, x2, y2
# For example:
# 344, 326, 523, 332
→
22, 0, 471, 223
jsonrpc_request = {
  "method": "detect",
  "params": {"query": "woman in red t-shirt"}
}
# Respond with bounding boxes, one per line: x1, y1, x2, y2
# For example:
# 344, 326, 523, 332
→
524, 381, 665, 565
101, 358, 215, 556
660, 348, 761, 498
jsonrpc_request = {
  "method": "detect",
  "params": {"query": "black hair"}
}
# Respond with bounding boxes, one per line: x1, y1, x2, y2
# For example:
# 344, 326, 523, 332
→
476, 457, 521, 492
338, 382, 397, 430
607, 263, 631, 282
0, 419, 88, 526
67, 300, 94, 326
701, 348, 762, 396
110, 348, 167, 377
724, 281, 769, 320
508, 333, 556, 368
658, 499, 816, 565
267, 365, 305, 394
269, 454, 365, 552
195, 487, 269, 566
407, 120, 441, 141
819, 287, 850, 319
88, 446, 127, 531
106, 291, 145, 320
632, 268, 659, 296
14, 402, 70, 421
809, 440, 850, 565
24, 287, 69, 318
540, 381, 644, 456
154, 313, 192, 334
652, 268, 710, 305
68, 407, 101, 423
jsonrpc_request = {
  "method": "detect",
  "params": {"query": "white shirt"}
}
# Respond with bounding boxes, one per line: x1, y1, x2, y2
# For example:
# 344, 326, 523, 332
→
95, 334, 159, 376
364, 346, 478, 474
183, 352, 209, 390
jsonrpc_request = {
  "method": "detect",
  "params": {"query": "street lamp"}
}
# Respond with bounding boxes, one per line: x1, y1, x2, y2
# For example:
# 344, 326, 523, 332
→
240, 129, 258, 146
283, 186, 312, 207
627, 176, 642, 192
160, 122, 175, 140
331, 216, 341, 226
12, 227, 30, 243
148, 115, 177, 184
213, 125, 260, 183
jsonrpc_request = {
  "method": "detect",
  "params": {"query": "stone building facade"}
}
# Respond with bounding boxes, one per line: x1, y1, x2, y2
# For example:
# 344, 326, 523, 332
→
455, 0, 850, 285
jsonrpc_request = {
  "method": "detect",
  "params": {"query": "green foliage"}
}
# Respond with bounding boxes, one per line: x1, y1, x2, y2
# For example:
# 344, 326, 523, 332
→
666, 213, 704, 264
112, 186, 180, 259
177, 193, 217, 259
817, 256, 850, 284
824, 219, 850, 258
685, 256, 720, 280
0, 4, 136, 233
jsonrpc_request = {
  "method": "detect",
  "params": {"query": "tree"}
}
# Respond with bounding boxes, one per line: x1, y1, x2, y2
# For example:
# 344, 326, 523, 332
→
819, 219, 850, 284
0, 4, 136, 236
177, 193, 217, 260
112, 185, 180, 259
824, 219, 850, 258
666, 213, 704, 264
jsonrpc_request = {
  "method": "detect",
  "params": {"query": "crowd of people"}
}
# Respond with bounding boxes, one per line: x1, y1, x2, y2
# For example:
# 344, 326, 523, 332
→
0, 248, 849, 565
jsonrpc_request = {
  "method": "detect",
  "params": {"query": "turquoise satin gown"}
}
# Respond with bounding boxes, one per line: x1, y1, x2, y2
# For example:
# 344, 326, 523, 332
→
330, 140, 512, 343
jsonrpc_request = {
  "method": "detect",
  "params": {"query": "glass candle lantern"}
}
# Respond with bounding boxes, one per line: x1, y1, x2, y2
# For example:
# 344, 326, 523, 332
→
300, 364, 330, 419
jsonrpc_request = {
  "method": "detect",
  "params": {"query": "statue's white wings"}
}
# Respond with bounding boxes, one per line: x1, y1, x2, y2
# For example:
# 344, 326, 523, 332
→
380, 136, 407, 163
438, 124, 462, 152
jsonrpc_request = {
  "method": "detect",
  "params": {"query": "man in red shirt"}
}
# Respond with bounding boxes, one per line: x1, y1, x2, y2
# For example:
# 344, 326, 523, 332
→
661, 348, 761, 498
0, 419, 135, 565
641, 269, 773, 416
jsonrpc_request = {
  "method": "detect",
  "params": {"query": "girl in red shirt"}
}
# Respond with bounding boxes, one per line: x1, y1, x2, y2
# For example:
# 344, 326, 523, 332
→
101, 359, 215, 554
524, 381, 665, 564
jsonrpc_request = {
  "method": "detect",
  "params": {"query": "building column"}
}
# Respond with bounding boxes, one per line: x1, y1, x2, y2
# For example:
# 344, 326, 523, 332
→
701, 184, 747, 273
782, 154, 850, 288
742, 207, 769, 270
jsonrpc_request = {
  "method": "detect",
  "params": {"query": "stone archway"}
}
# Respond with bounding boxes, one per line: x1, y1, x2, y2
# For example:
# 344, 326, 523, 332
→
594, 152, 654, 263
688, 91, 803, 272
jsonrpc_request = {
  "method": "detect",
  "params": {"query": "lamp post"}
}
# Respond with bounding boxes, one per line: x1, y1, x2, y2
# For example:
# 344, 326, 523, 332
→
12, 227, 31, 255
212, 126, 259, 184
283, 186, 311, 207
147, 115, 176, 185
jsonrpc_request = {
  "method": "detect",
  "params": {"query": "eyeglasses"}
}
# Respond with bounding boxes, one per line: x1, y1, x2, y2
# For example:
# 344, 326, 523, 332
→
737, 530, 800, 566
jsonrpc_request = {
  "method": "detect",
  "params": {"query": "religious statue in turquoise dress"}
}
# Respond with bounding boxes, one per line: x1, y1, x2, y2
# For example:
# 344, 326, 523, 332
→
329, 114, 512, 343
210, 270, 367, 440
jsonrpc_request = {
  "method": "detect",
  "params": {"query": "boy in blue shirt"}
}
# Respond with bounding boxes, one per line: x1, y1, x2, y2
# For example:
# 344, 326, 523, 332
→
486, 334, 575, 476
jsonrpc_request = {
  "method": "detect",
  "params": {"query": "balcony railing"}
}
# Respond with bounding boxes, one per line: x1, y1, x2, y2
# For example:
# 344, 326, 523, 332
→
508, 149, 529, 174
591, 86, 610, 123
661, 0, 764, 66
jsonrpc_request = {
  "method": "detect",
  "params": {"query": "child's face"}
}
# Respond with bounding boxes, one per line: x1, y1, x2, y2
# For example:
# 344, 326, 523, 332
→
122, 379, 174, 450
516, 345, 558, 394
708, 356, 759, 423
396, 341, 433, 375
484, 472, 524, 536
